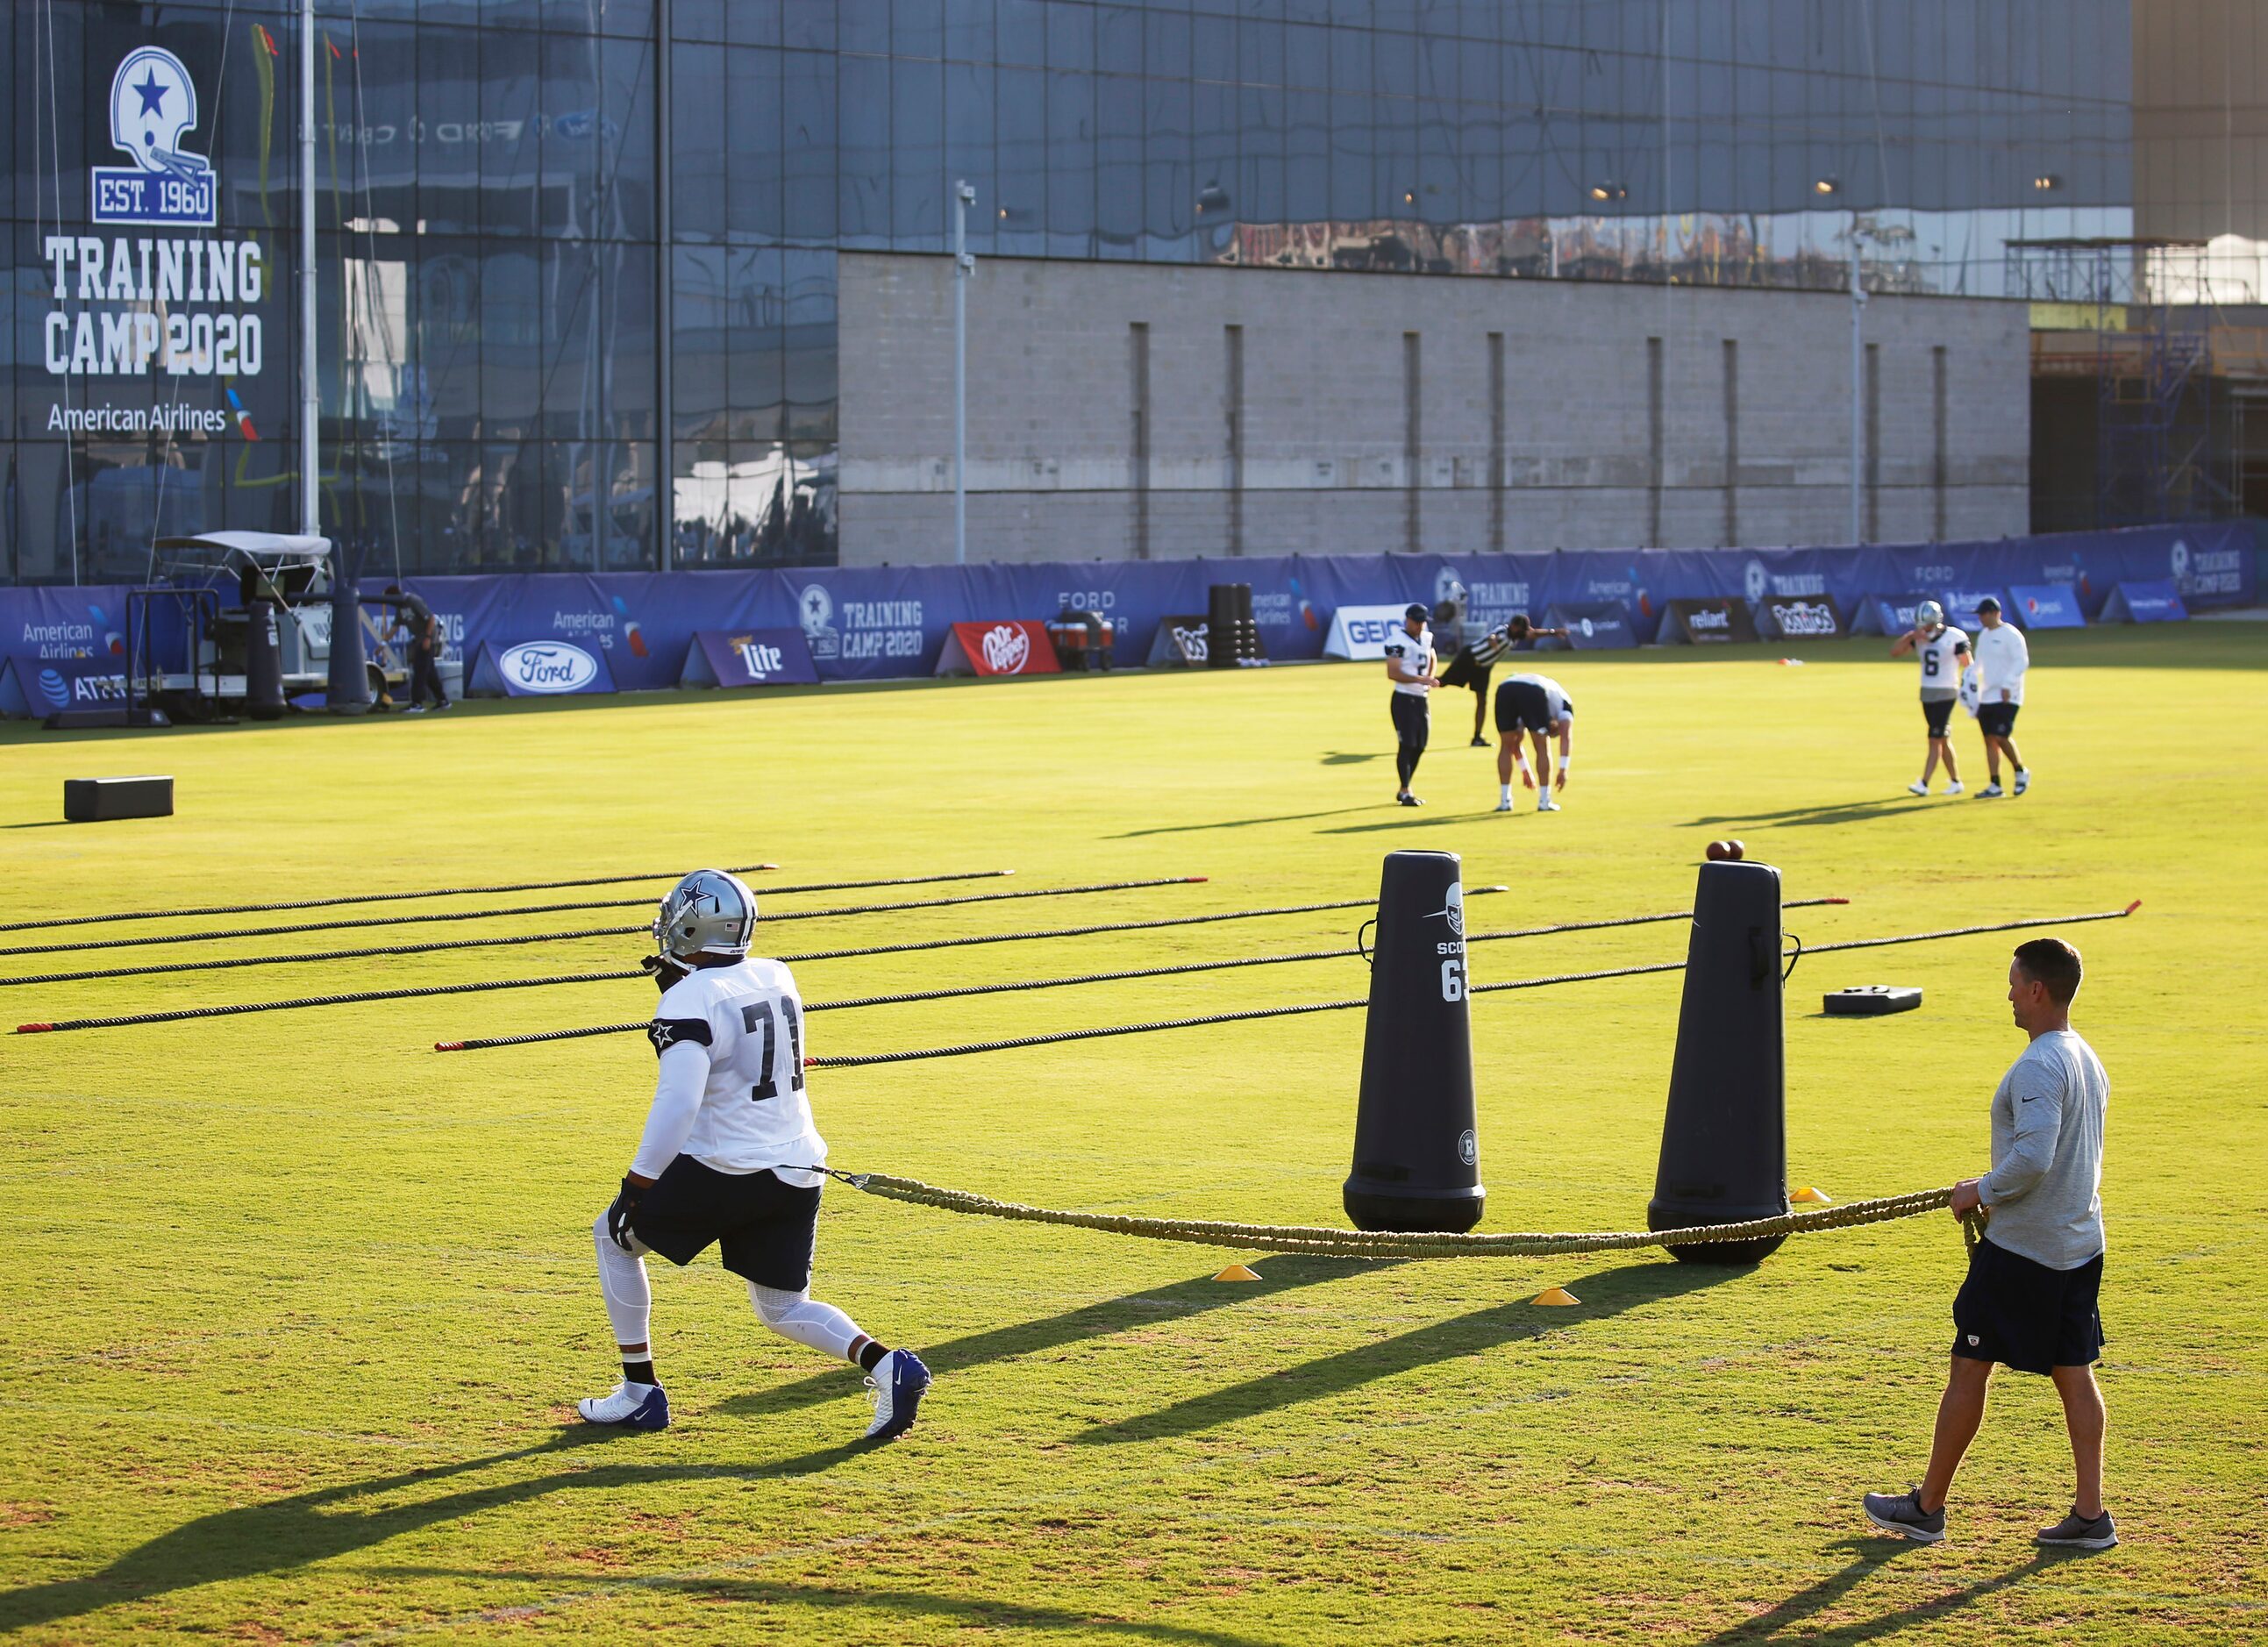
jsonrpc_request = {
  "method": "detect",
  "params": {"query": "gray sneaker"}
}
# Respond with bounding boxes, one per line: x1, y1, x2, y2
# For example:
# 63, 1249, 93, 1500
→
2037, 1508, 2117, 1550
1863, 1487, 1947, 1544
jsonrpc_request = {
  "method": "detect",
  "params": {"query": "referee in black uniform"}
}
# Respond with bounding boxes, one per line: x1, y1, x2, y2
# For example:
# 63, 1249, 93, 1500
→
1384, 603, 1435, 807
1437, 610, 1567, 746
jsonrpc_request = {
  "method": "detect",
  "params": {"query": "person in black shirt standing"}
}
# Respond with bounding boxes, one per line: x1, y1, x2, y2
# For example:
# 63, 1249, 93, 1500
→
384, 584, 450, 713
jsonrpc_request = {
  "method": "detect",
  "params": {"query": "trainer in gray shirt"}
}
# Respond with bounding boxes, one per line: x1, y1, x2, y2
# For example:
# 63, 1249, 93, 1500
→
1979, 1028, 2108, 1270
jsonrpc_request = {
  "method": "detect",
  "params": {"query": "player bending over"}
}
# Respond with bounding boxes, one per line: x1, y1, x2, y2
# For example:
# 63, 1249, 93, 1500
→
1436, 610, 1567, 747
1492, 671, 1573, 813
1889, 600, 1969, 795
577, 868, 931, 1439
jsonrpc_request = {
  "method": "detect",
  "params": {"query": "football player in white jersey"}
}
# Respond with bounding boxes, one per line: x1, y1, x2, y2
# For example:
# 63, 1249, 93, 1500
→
1889, 601, 1970, 795
576, 869, 931, 1439
1384, 603, 1437, 807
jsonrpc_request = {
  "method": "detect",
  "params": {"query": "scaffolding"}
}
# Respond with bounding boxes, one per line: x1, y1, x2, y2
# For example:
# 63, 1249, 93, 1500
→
2010, 238, 2238, 527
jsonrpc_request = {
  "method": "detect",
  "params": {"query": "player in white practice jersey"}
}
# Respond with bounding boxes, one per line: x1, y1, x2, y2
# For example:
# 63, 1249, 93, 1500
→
1889, 601, 1970, 795
1965, 595, 2032, 797
576, 869, 931, 1439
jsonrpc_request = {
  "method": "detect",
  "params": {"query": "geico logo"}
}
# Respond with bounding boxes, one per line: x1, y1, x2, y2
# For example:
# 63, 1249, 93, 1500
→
1348, 619, 1397, 642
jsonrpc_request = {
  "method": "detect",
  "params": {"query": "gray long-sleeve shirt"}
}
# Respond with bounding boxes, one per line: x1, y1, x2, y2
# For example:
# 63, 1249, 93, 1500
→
1979, 1028, 2108, 1270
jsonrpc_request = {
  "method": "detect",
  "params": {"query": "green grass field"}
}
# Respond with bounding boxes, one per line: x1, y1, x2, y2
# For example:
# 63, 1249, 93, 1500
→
3, 626, 2264, 1644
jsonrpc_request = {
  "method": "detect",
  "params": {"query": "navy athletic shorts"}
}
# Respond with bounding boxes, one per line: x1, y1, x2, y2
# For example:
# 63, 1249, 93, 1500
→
629, 1156, 821, 1291
1921, 696, 1957, 738
1494, 678, 1555, 735
1951, 1237, 2105, 1376
1437, 648, 1491, 692
1977, 702, 2021, 738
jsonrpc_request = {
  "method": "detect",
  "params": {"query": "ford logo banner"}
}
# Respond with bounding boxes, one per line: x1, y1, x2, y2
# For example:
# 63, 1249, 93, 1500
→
467, 639, 617, 697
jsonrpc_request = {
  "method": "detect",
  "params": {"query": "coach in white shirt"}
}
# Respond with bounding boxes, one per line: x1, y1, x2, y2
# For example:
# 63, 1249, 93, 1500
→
1971, 596, 2031, 798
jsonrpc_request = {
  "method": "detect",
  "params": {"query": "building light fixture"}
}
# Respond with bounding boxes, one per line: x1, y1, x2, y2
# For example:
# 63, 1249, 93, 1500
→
2033, 174, 2061, 190
1590, 182, 1626, 202
1814, 176, 1839, 196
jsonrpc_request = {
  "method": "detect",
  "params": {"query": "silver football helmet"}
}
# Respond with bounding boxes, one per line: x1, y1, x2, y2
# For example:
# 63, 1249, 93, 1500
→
653, 869, 756, 962
1915, 599, 1945, 631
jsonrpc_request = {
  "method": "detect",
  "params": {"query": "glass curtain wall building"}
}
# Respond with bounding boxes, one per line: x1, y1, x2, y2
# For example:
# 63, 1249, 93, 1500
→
6, 0, 2131, 583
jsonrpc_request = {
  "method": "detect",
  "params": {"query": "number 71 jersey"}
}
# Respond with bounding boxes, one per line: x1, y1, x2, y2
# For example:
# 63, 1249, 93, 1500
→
649, 957, 826, 1181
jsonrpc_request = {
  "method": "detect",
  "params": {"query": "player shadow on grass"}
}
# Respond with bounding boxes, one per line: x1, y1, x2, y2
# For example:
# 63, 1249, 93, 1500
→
0, 1427, 891, 1635
1113, 803, 1382, 838
713, 1257, 1395, 1422
1077, 1258, 1736, 1444
1687, 799, 1933, 829
371, 1567, 1281, 1645
1691, 1537, 2072, 1643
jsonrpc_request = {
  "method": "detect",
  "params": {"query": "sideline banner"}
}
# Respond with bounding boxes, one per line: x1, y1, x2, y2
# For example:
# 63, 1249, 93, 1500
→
680, 628, 819, 688
1323, 604, 1424, 660
1146, 615, 1210, 667
2007, 584, 2085, 630
1541, 602, 1637, 650
1755, 595, 1844, 640
936, 620, 1059, 677
1663, 597, 1759, 644
0, 653, 131, 718
467, 639, 618, 697
1852, 593, 1937, 637
2100, 581, 2189, 624
4, 522, 2249, 692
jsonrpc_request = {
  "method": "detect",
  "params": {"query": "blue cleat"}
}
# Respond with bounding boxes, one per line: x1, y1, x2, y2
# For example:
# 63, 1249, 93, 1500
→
864, 1350, 932, 1441
577, 1380, 671, 1432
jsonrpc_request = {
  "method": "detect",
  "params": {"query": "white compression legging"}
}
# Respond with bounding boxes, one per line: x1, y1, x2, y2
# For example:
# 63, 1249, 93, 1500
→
591, 1212, 867, 1362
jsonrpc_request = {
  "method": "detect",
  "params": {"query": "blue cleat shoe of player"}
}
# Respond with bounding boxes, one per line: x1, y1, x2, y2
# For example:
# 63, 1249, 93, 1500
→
864, 1350, 932, 1441
577, 1380, 671, 1432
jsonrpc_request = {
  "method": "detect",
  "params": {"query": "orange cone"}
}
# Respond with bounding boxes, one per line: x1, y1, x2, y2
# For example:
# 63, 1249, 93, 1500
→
1531, 1286, 1580, 1306
1213, 1262, 1263, 1282
1792, 1186, 1833, 1205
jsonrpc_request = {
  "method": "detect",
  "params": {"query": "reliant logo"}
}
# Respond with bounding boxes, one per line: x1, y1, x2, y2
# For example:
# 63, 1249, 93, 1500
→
980, 624, 1031, 674
1688, 607, 1730, 630
1770, 600, 1838, 637
499, 641, 599, 693
95, 48, 216, 226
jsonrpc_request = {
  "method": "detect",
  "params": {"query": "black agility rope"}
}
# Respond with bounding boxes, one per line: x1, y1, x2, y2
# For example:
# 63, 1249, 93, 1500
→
791, 902, 2143, 1070
15, 888, 1505, 1034
0, 869, 1023, 959
0, 864, 781, 936
0, 877, 1209, 988
431, 895, 1858, 1052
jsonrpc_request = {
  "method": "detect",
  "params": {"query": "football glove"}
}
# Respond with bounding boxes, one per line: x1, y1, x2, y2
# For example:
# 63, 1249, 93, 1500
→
606, 1175, 646, 1253
641, 952, 690, 993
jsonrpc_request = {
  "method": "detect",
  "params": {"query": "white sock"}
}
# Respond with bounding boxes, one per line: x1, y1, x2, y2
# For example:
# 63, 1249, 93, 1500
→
1501, 784, 1513, 802
750, 1281, 867, 1363
592, 1212, 653, 1358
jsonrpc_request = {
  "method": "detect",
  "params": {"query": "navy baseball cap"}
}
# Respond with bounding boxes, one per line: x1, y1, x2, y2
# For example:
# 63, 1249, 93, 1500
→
1976, 595, 2001, 611
1405, 602, 1429, 621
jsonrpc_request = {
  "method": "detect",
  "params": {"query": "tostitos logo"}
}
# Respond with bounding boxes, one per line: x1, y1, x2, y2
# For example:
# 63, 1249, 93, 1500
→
1769, 600, 1838, 637
498, 641, 599, 693
980, 624, 1031, 674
